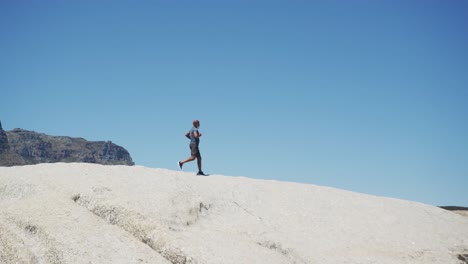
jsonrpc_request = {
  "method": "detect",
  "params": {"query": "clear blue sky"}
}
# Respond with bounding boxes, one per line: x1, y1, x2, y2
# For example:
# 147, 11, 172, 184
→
1, 1, 467, 206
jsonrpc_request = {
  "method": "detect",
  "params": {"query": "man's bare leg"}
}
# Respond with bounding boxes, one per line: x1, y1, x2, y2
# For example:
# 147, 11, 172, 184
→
179, 156, 195, 169
197, 156, 202, 173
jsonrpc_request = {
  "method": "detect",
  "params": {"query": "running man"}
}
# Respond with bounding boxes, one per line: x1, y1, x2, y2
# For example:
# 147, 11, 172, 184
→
178, 120, 205, 176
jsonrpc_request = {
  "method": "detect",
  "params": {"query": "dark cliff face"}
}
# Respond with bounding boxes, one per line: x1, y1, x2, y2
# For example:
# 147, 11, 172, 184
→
0, 124, 134, 166
0, 121, 8, 153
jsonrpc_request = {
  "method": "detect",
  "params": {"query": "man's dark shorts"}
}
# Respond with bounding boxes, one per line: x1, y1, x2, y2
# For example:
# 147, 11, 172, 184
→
190, 142, 201, 158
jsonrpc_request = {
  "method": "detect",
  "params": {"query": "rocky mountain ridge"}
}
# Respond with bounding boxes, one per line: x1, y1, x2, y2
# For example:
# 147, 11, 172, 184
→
0, 121, 134, 166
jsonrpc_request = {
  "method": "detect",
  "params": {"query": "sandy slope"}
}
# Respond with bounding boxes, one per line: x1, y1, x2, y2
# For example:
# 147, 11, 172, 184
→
0, 163, 467, 264
452, 211, 468, 218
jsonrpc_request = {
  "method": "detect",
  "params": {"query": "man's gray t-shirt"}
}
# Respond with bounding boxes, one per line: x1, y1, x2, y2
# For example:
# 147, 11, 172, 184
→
189, 127, 200, 145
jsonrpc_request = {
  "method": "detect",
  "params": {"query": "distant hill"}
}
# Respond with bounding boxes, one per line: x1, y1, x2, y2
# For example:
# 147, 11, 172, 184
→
0, 121, 134, 166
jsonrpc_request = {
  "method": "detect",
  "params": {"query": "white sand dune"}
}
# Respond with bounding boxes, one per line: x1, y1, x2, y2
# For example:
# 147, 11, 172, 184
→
1, 163, 467, 264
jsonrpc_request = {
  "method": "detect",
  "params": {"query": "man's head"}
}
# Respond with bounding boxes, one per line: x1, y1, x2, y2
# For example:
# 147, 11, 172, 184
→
193, 119, 200, 128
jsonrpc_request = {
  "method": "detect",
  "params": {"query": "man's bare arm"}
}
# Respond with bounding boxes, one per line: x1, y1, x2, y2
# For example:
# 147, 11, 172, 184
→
185, 132, 190, 139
